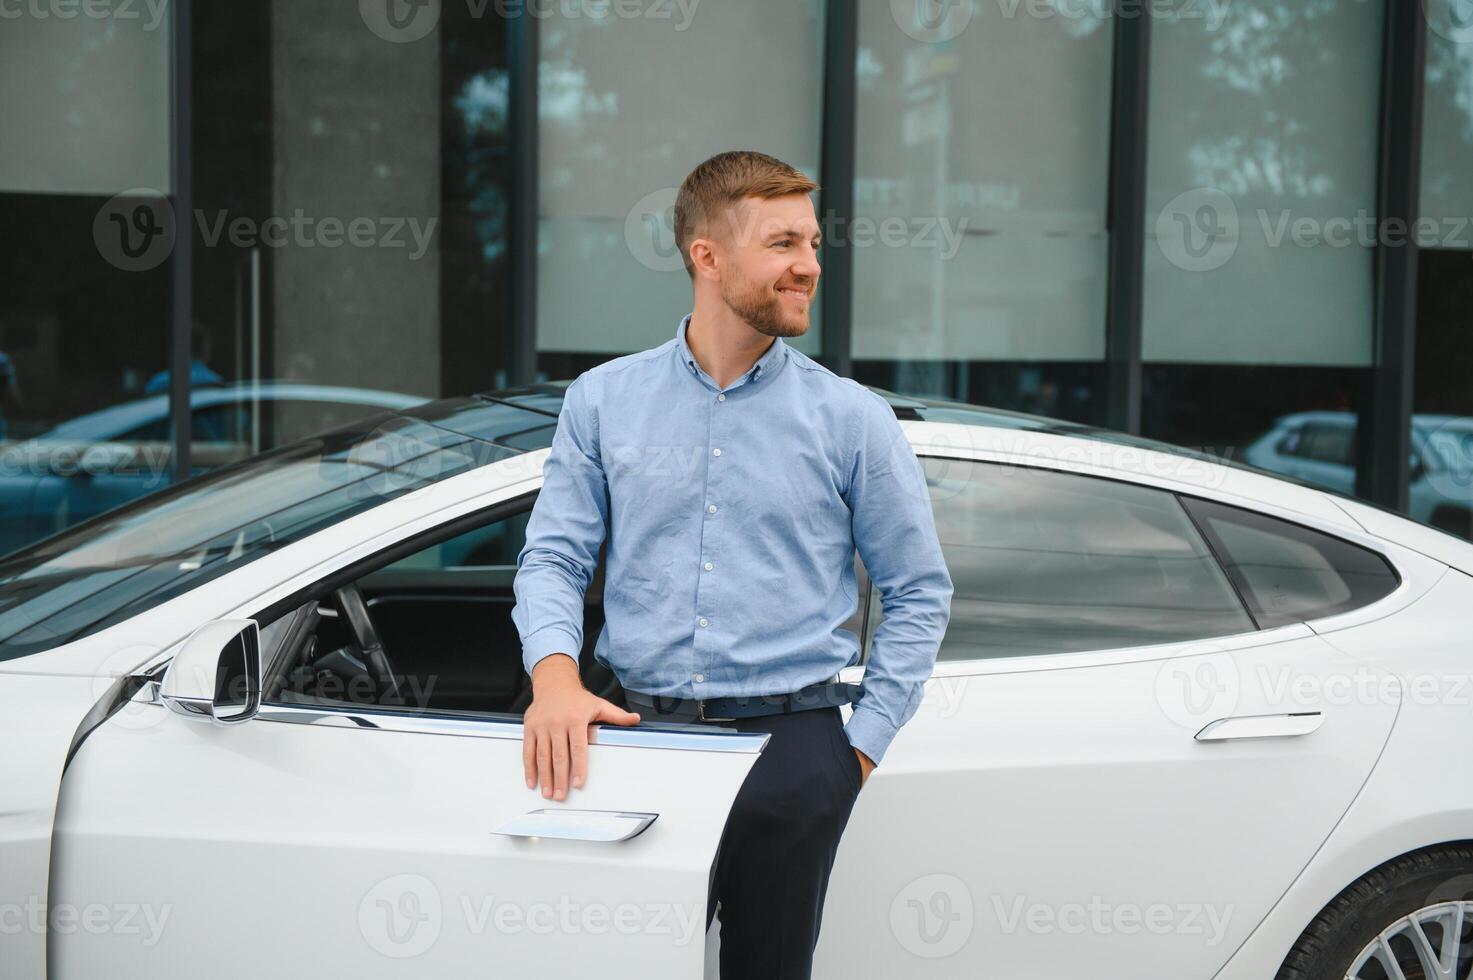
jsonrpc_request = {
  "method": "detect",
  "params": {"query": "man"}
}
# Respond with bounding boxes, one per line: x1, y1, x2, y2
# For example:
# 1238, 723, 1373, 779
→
511, 150, 953, 978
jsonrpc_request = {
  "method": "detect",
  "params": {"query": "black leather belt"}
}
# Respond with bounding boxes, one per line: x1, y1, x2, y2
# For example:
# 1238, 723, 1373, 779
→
624, 680, 864, 723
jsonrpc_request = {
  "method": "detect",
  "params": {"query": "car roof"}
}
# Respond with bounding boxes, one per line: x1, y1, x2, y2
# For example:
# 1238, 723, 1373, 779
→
470, 380, 1271, 477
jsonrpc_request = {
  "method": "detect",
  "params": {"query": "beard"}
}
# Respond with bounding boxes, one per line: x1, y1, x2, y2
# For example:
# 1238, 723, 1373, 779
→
721, 268, 812, 338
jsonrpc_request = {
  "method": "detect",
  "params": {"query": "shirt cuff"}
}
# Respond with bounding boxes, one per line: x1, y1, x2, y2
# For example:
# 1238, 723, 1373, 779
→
844, 705, 900, 766
521, 627, 582, 678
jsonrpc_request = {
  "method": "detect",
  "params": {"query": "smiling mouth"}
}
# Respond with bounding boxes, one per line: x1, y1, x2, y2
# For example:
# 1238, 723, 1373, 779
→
777, 287, 811, 302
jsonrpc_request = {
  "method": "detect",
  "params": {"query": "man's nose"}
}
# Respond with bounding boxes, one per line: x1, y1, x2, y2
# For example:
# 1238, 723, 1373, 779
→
791, 243, 821, 280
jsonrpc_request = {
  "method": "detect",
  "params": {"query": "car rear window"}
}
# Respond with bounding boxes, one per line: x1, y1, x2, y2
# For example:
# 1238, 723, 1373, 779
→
1180, 496, 1400, 628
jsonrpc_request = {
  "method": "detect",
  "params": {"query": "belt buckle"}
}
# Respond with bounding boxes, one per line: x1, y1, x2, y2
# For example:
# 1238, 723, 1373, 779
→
696, 699, 736, 723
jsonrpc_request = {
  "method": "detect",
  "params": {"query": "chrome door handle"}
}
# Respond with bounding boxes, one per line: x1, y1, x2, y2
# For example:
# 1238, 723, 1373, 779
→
1195, 711, 1324, 742
492, 809, 658, 843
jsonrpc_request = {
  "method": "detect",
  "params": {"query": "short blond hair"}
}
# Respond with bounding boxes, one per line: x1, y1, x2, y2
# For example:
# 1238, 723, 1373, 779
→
674, 151, 819, 279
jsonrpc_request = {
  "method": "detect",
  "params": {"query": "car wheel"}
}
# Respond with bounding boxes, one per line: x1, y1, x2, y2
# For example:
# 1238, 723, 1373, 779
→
1277, 845, 1473, 980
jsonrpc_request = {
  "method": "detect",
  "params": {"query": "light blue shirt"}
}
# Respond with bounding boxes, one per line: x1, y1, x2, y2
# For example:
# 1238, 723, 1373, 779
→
511, 314, 953, 763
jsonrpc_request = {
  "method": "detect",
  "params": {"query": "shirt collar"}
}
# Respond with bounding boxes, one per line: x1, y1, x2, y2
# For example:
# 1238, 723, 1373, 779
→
675, 313, 789, 389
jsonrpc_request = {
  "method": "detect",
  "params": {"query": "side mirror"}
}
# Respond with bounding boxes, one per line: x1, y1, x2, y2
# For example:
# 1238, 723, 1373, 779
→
161, 619, 262, 724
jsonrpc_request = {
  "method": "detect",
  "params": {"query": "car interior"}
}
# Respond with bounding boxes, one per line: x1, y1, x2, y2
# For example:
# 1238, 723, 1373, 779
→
260, 507, 624, 716
258, 502, 874, 718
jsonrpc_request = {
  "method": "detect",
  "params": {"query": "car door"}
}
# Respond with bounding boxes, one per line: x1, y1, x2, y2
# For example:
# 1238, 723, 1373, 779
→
51, 698, 760, 979
815, 456, 1403, 978
47, 491, 762, 979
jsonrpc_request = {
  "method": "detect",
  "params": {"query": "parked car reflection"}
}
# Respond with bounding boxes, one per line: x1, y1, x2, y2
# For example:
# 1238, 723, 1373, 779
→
0, 382, 428, 556
1243, 411, 1473, 539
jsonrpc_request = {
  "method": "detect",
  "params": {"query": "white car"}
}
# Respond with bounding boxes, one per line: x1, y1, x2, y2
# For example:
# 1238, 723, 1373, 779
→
5, 384, 1473, 980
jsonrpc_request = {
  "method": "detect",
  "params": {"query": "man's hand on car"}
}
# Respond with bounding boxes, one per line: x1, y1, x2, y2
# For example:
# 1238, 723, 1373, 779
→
522, 653, 641, 801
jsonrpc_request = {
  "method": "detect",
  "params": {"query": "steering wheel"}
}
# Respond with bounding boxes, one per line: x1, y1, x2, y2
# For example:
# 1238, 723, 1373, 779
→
333, 582, 402, 704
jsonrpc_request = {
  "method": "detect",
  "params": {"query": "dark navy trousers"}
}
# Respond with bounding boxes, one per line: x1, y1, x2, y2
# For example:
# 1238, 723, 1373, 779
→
695, 706, 864, 979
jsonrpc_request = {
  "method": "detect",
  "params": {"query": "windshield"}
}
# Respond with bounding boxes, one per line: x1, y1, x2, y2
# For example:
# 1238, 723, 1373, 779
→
0, 399, 554, 661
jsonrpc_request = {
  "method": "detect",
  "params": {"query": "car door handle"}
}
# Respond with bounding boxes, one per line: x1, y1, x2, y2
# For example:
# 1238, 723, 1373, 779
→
492, 809, 658, 843
1194, 711, 1324, 742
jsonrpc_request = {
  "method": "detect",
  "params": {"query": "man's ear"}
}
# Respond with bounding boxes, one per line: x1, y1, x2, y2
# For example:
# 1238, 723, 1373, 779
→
688, 235, 722, 283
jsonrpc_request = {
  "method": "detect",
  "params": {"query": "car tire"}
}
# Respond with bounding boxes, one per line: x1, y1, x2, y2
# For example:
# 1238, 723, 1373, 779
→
1276, 844, 1473, 980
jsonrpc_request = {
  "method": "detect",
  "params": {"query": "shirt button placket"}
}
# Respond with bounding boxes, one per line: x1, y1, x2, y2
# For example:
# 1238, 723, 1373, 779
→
696, 385, 726, 691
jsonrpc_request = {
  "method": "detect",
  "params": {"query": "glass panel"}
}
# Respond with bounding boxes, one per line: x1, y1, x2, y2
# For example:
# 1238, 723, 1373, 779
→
0, 10, 174, 557
850, 0, 1113, 422
1144, 0, 1383, 366
1181, 496, 1400, 628
915, 459, 1254, 661
1142, 0, 1382, 500
535, 0, 826, 370
0, 404, 545, 662
1413, 9, 1473, 541
187, 1, 510, 458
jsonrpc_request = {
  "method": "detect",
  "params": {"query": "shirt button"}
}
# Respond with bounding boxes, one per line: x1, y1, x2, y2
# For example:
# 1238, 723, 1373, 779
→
693, 673, 705, 683
698, 617, 709, 628
712, 448, 721, 457
717, 394, 726, 402
707, 504, 717, 514
704, 561, 714, 571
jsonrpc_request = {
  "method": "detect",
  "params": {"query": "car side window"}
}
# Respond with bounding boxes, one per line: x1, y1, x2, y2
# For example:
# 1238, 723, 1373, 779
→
1303, 423, 1356, 467
909, 458, 1256, 661
1179, 496, 1399, 628
264, 507, 543, 715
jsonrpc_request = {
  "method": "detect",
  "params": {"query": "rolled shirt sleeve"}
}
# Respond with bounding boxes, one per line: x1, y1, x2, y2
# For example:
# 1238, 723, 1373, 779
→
511, 374, 610, 678
842, 387, 954, 764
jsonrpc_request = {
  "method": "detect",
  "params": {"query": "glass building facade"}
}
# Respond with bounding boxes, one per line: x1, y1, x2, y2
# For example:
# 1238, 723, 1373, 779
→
0, 0, 1470, 556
